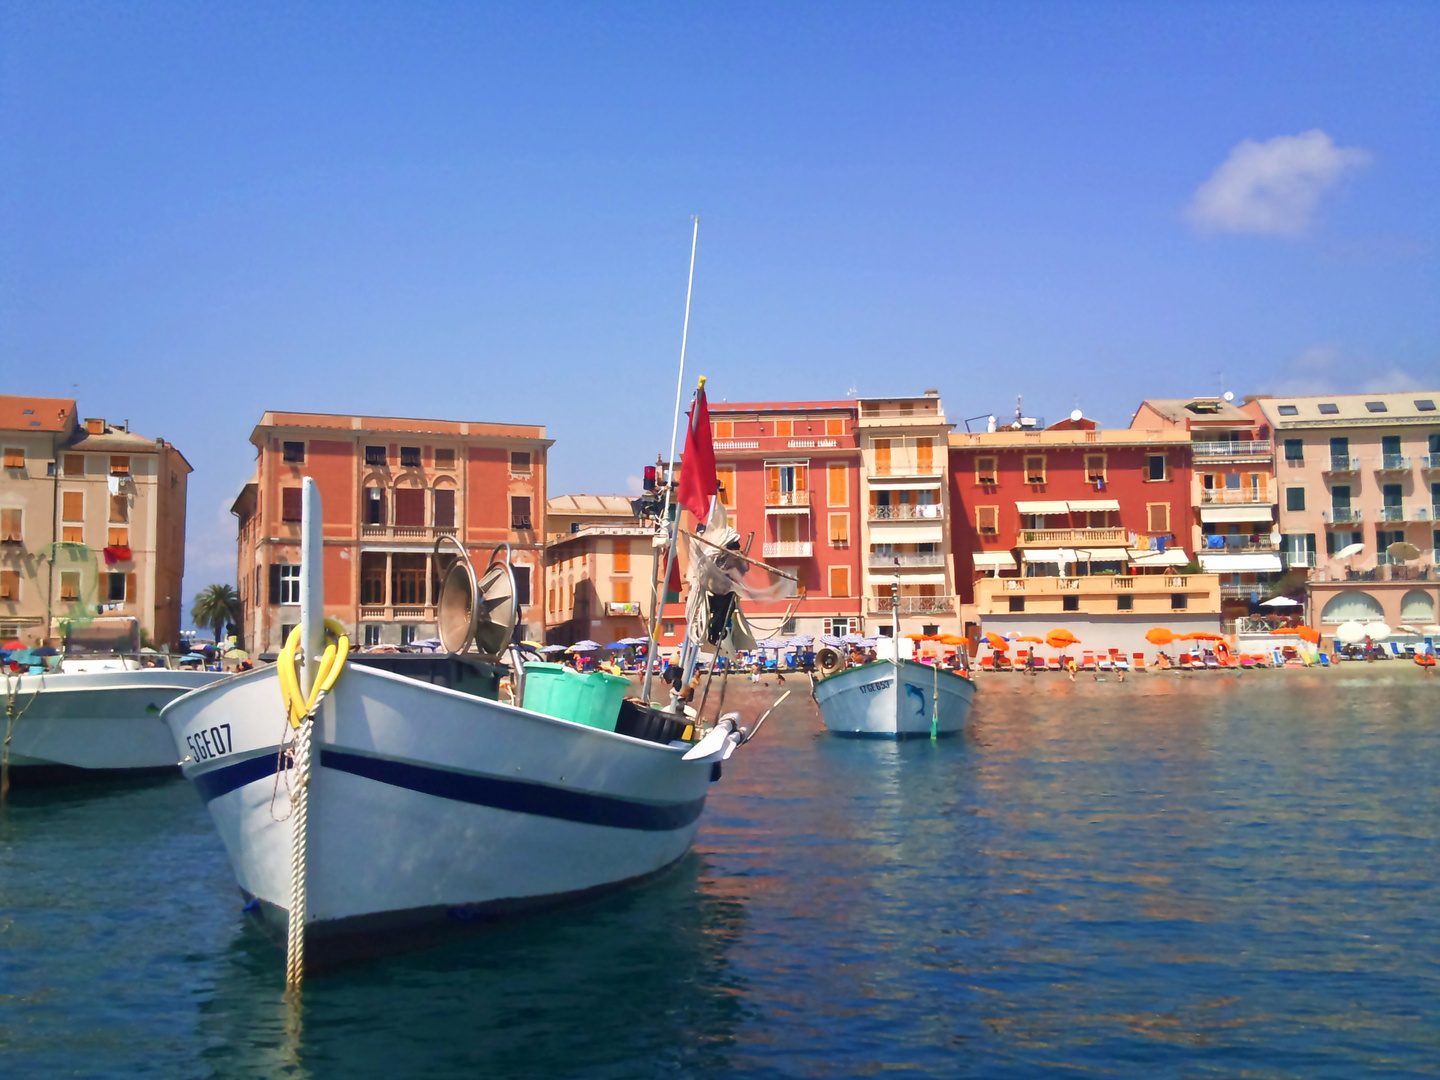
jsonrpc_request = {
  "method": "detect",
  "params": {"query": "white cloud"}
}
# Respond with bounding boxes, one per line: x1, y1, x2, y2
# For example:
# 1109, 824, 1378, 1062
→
625, 474, 644, 496
1187, 130, 1371, 237
1261, 343, 1429, 396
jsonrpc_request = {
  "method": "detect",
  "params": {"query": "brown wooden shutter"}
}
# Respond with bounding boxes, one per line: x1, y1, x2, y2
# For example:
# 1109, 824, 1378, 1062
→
269, 564, 281, 603
432, 489, 455, 528
125, 573, 136, 602
1147, 503, 1169, 533
916, 438, 933, 472
874, 439, 891, 475
281, 488, 303, 522
62, 491, 84, 520
394, 488, 425, 526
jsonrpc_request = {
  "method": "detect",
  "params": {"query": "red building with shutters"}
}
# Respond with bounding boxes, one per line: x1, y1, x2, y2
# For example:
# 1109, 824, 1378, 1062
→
655, 400, 864, 652
232, 411, 551, 653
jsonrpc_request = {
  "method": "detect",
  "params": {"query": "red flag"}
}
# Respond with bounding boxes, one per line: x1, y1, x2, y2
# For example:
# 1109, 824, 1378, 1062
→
675, 384, 717, 521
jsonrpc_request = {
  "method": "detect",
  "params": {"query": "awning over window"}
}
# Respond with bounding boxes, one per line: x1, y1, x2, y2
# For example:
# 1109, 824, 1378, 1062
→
898, 571, 948, 585
1131, 549, 1191, 567
871, 523, 944, 544
1066, 499, 1121, 512
1015, 500, 1071, 514
868, 476, 942, 490
1075, 547, 1131, 561
1200, 505, 1276, 523
1023, 547, 1076, 563
1198, 552, 1283, 572
971, 551, 1017, 569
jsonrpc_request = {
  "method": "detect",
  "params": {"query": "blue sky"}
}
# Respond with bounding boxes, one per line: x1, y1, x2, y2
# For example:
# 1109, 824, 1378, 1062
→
2, 1, 1436, 617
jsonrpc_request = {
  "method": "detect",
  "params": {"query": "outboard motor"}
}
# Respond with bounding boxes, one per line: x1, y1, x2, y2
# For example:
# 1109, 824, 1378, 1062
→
816, 646, 848, 676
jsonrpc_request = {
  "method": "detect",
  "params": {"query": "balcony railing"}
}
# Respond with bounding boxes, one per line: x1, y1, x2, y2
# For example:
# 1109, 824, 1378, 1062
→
766, 491, 811, 508
357, 604, 437, 622
361, 524, 458, 540
1221, 582, 1277, 598
869, 503, 945, 521
868, 552, 946, 568
1323, 456, 1361, 473
787, 438, 838, 449
1017, 527, 1126, 547
1192, 439, 1273, 460
1322, 508, 1361, 524
1199, 487, 1274, 505
714, 439, 761, 451
1378, 506, 1405, 522
1200, 537, 1279, 553
763, 541, 814, 558
1284, 551, 1317, 568
870, 594, 955, 614
1422, 455, 1440, 471
870, 463, 946, 479
1377, 455, 1411, 471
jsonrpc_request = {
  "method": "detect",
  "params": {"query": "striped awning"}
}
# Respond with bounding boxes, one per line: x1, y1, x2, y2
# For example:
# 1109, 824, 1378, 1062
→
971, 551, 1018, 569
1015, 500, 1071, 514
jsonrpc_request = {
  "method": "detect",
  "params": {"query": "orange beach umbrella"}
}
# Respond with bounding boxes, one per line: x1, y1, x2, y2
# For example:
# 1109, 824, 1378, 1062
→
983, 632, 1010, 652
1182, 631, 1224, 642
1045, 629, 1080, 649
1016, 635, 1046, 644
1145, 628, 1175, 645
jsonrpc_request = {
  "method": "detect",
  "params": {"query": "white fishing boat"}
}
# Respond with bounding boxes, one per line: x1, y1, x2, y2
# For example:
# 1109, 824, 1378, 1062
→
167, 424, 764, 970
1, 659, 226, 784
811, 574, 975, 738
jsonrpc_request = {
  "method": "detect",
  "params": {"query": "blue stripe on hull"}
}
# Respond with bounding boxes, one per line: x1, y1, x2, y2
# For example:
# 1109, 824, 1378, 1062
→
190, 747, 706, 833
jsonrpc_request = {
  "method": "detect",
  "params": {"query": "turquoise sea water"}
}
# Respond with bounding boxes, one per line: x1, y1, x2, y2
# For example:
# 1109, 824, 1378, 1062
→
2, 670, 1438, 1078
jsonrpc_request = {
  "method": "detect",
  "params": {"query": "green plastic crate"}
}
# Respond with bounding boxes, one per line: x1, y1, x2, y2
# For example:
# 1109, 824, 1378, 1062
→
522, 663, 628, 732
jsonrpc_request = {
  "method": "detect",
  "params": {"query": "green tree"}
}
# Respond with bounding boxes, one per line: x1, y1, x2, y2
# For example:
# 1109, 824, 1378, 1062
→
191, 584, 242, 647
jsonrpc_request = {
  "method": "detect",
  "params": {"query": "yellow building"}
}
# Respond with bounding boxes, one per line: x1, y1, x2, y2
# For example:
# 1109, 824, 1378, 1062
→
0, 396, 191, 648
544, 495, 654, 646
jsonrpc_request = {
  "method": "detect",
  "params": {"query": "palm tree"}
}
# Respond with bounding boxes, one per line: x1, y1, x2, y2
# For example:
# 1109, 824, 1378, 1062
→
191, 584, 242, 648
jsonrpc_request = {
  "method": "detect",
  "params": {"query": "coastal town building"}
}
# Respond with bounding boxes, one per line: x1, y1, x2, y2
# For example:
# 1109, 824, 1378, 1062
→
1131, 396, 1280, 616
232, 411, 551, 653
1249, 392, 1439, 633
0, 395, 191, 648
544, 494, 654, 646
856, 391, 960, 637
949, 415, 1220, 655
657, 399, 865, 648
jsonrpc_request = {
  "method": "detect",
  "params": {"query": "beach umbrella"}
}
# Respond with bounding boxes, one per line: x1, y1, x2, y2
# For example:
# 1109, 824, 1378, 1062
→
1015, 635, 1045, 644
1368, 623, 1392, 640
787, 634, 814, 647
857, 638, 879, 648
603, 640, 629, 649
222, 648, 250, 660
939, 634, 967, 645
1396, 624, 1421, 635
2, 640, 23, 650
1335, 542, 1364, 559
983, 632, 1009, 652
1423, 625, 1440, 636
1334, 621, 1368, 644
1045, 629, 1080, 649
1145, 628, 1175, 646
540, 644, 567, 654
820, 635, 843, 647
1259, 596, 1301, 608
567, 640, 601, 652
840, 633, 867, 645
1296, 626, 1321, 644
1387, 541, 1422, 562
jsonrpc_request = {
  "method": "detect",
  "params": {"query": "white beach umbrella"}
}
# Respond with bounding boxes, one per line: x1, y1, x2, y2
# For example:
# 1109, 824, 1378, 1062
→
1335, 542, 1365, 560
1368, 623, 1393, 640
1334, 621, 1369, 644
1259, 596, 1301, 608
1424, 625, 1440, 636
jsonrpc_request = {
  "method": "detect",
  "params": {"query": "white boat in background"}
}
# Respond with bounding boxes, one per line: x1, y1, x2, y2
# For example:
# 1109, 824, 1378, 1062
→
2, 662, 227, 782
813, 656, 975, 738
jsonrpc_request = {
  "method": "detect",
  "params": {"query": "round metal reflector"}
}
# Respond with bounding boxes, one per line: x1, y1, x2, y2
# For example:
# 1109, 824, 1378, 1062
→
473, 560, 518, 656
436, 554, 478, 655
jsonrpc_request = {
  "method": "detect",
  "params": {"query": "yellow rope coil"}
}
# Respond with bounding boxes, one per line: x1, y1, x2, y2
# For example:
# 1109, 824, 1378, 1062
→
278, 619, 350, 728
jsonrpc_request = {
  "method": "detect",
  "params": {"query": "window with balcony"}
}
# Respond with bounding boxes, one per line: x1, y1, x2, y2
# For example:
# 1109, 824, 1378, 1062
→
3, 447, 24, 469
825, 418, 844, 437
916, 438, 934, 473
766, 464, 807, 505
360, 553, 386, 605
365, 445, 388, 467
435, 448, 456, 470
873, 439, 891, 476
975, 457, 997, 484
433, 488, 455, 528
772, 419, 792, 438
364, 487, 385, 525
281, 487, 302, 522
63, 454, 84, 477
510, 496, 532, 530
976, 506, 998, 534
1285, 487, 1306, 512
1024, 455, 1045, 483
282, 441, 305, 464
712, 420, 734, 439
1284, 439, 1304, 463
391, 488, 423, 528
1146, 455, 1167, 481
392, 554, 428, 605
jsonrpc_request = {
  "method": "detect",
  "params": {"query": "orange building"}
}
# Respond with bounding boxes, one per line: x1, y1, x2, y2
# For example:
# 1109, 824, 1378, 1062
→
544, 494, 655, 646
232, 411, 551, 652
656, 399, 864, 649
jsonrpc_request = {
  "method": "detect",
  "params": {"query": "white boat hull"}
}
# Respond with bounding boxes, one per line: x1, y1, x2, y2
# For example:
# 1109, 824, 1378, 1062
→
813, 659, 976, 738
164, 663, 731, 956
1, 668, 227, 778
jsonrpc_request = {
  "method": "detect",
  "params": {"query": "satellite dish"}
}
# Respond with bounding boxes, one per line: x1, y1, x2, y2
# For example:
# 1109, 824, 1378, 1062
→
1070, 409, 1083, 422
1223, 391, 1234, 402
434, 537, 519, 656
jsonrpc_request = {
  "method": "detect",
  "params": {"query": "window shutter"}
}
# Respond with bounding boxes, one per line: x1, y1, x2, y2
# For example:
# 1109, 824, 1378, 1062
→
62, 491, 84, 520
828, 566, 849, 597
1148, 503, 1169, 533
827, 464, 846, 506
281, 487, 303, 522
716, 465, 735, 508
977, 506, 997, 533
766, 467, 780, 501
269, 564, 281, 603
433, 488, 455, 528
125, 573, 136, 602
916, 438, 933, 472
829, 513, 849, 544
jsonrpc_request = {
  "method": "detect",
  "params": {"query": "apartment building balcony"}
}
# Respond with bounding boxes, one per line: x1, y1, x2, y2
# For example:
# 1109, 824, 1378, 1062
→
1283, 550, 1317, 569
1199, 487, 1275, 505
1321, 508, 1362, 525
1422, 455, 1440, 472
868, 594, 955, 615
1322, 456, 1361, 474
358, 604, 438, 622
1200, 536, 1280, 553
1191, 439, 1273, 462
867, 552, 946, 568
360, 524, 459, 541
765, 491, 812, 511
867, 463, 947, 479
856, 405, 946, 428
1017, 527, 1126, 548
975, 574, 1217, 615
763, 541, 814, 558
713, 435, 858, 454
868, 503, 945, 521
1377, 504, 1435, 522
713, 439, 761, 451
1376, 455, 1411, 472
1220, 581, 1279, 599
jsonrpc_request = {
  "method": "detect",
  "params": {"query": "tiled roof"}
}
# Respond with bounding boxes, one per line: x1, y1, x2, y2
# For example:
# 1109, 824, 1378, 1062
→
1253, 391, 1440, 426
1137, 398, 1257, 424
0, 395, 75, 432
547, 494, 637, 515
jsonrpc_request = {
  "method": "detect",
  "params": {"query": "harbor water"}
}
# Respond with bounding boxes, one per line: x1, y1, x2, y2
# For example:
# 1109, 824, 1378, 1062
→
2, 670, 1438, 1078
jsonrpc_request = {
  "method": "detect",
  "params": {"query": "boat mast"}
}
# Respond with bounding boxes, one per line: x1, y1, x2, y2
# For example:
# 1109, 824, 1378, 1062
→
892, 568, 901, 731
641, 217, 700, 706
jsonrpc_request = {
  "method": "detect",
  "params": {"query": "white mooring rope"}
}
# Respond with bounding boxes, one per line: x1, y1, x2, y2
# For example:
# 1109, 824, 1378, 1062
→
284, 691, 325, 992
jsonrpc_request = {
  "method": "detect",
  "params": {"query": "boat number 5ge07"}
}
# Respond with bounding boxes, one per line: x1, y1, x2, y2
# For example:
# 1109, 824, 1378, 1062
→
186, 724, 233, 762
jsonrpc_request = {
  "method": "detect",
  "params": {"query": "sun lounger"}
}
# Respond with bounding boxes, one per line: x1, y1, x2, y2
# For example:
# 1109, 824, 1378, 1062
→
1047, 658, 1061, 671
1131, 652, 1147, 671
1097, 653, 1114, 671
1318, 652, 1330, 666
1114, 655, 1129, 671
1081, 651, 1096, 671
979, 656, 994, 671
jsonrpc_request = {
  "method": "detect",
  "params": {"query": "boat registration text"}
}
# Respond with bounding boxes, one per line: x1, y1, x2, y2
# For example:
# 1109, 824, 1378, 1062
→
858, 679, 894, 695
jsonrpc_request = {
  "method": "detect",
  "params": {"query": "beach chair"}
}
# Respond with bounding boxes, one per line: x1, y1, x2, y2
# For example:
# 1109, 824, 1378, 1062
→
1239, 653, 1255, 668
1131, 652, 1147, 672
1047, 657, 1061, 671
1203, 650, 1219, 670
1387, 642, 1404, 659
1318, 652, 1330, 666
1081, 651, 1096, 671
1097, 652, 1114, 671
1114, 654, 1130, 671
979, 655, 994, 671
